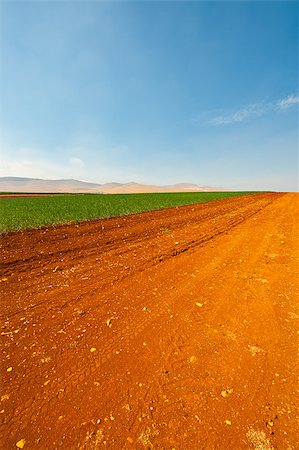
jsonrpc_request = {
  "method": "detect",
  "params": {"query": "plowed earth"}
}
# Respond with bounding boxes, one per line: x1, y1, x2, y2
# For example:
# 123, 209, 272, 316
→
0, 193, 298, 449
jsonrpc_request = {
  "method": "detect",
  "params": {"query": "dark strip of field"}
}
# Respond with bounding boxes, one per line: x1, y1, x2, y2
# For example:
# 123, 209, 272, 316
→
0, 193, 85, 198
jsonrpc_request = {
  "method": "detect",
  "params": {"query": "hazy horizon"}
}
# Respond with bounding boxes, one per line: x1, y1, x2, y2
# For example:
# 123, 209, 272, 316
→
0, 1, 298, 191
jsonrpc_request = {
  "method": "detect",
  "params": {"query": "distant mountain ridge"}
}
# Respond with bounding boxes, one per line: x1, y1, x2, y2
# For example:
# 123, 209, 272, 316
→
0, 177, 223, 194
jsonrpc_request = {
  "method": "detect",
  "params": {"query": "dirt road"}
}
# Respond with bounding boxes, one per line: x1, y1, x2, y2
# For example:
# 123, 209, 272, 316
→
0, 193, 298, 449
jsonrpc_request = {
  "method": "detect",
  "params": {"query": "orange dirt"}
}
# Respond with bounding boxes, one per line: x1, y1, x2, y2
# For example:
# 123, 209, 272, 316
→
0, 192, 298, 449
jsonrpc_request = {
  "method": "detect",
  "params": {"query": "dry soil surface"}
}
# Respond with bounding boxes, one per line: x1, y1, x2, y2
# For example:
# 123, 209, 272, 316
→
0, 192, 298, 449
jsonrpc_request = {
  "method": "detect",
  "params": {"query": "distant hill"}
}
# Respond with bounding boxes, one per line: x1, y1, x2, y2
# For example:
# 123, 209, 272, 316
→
0, 177, 223, 194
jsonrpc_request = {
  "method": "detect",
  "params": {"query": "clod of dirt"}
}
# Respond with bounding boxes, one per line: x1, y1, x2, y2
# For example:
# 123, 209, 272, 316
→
221, 388, 233, 398
84, 429, 104, 447
73, 309, 86, 317
246, 428, 273, 450
40, 356, 51, 363
248, 345, 264, 356
123, 404, 132, 412
16, 439, 26, 448
189, 355, 197, 363
138, 427, 158, 449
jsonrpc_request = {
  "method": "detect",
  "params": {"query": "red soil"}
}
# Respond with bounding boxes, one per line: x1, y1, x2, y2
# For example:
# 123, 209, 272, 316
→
0, 192, 298, 449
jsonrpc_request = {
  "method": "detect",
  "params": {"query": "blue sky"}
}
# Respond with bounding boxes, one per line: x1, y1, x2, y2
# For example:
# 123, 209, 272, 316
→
0, 1, 298, 190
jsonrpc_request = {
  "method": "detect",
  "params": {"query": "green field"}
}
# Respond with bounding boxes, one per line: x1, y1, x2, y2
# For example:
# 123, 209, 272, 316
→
0, 192, 254, 232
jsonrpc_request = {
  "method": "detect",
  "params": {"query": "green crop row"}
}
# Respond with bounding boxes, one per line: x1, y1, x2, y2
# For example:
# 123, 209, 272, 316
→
0, 191, 255, 232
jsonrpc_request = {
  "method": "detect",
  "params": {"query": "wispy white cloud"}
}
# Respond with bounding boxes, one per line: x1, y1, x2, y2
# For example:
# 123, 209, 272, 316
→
197, 94, 298, 126
208, 102, 268, 125
276, 94, 299, 110
69, 157, 84, 165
